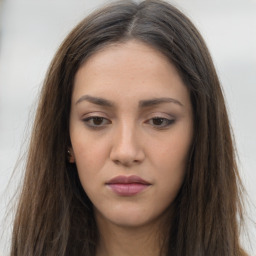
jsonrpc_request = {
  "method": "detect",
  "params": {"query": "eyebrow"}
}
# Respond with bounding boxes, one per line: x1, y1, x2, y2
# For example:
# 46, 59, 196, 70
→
139, 97, 184, 108
76, 95, 115, 107
76, 95, 183, 108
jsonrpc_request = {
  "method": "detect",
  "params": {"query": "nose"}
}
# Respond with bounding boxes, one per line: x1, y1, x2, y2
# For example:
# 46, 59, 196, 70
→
110, 122, 145, 167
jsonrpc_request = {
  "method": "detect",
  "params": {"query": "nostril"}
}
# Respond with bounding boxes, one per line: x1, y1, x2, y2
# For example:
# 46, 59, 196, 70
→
112, 157, 143, 167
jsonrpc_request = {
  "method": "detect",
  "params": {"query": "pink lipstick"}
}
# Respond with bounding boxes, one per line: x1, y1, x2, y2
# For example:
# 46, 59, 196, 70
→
106, 175, 151, 196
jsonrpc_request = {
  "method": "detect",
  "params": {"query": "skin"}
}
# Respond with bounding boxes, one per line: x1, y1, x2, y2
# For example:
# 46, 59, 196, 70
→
69, 40, 193, 256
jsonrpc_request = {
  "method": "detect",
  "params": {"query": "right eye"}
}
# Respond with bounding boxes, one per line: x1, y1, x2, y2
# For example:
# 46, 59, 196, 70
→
82, 116, 111, 129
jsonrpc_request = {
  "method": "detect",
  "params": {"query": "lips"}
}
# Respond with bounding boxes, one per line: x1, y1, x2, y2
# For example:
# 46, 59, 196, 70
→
106, 175, 151, 196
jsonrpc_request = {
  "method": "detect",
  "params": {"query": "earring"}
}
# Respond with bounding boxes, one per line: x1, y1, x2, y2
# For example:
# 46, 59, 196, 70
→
67, 148, 75, 163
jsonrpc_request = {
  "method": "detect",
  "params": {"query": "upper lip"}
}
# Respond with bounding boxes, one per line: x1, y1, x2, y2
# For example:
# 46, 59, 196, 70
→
106, 175, 151, 185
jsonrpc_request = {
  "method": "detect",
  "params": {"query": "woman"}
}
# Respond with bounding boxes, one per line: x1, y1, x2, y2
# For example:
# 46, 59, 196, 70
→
11, 0, 248, 255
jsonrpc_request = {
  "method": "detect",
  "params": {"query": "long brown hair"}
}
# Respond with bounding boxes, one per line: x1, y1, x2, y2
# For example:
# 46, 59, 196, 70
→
11, 0, 248, 255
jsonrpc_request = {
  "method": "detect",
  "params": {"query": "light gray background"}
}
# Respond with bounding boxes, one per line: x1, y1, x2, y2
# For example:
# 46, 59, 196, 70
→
0, 0, 255, 255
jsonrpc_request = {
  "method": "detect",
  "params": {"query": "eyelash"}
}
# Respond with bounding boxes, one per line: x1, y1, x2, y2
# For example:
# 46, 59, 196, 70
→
82, 116, 175, 129
82, 116, 111, 129
146, 117, 175, 128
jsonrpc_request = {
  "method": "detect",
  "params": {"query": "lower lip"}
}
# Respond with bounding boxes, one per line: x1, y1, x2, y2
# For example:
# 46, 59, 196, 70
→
107, 183, 149, 196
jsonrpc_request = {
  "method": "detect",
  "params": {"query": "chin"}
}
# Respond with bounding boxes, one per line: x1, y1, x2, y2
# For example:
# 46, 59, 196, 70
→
96, 206, 165, 230
111, 215, 149, 228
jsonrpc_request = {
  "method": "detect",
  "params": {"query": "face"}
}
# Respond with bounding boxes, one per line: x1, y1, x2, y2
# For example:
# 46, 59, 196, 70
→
69, 40, 193, 229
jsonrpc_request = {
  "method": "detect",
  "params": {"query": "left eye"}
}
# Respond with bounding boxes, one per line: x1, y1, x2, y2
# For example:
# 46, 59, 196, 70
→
83, 116, 111, 128
147, 117, 175, 128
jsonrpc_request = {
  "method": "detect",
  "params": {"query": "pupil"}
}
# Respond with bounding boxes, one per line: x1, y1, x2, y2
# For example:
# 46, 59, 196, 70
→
153, 118, 163, 125
94, 117, 103, 125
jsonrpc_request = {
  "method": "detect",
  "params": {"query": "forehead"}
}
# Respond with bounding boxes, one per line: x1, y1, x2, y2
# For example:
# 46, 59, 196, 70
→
76, 40, 173, 78
72, 40, 189, 107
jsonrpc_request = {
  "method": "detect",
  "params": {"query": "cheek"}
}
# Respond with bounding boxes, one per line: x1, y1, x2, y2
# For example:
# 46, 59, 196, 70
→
71, 138, 112, 211
73, 145, 101, 197
70, 133, 112, 193
151, 150, 187, 208
151, 133, 191, 170
72, 131, 109, 168
149, 130, 192, 192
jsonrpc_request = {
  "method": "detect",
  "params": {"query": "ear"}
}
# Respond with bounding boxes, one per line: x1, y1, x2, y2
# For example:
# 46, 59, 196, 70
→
67, 148, 75, 163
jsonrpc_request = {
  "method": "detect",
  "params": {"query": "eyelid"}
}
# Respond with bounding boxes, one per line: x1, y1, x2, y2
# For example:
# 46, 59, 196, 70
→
145, 112, 175, 120
144, 113, 176, 129
82, 114, 111, 129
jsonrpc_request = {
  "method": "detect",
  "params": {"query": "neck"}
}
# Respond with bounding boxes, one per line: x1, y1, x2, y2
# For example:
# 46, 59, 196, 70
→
95, 214, 168, 256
